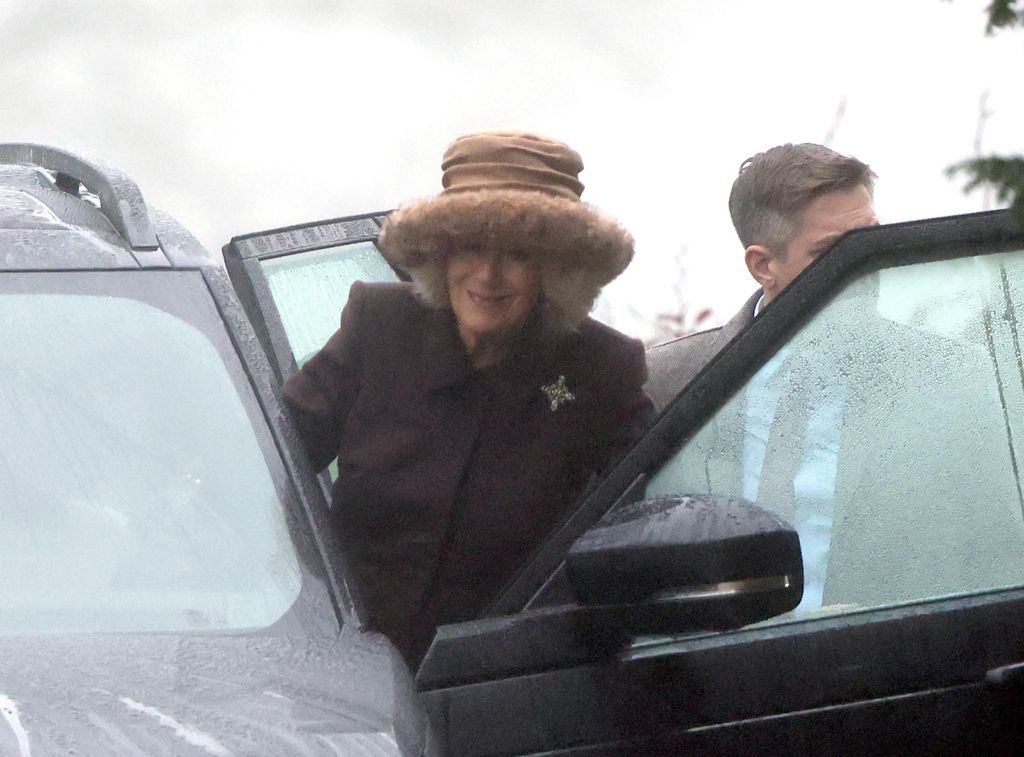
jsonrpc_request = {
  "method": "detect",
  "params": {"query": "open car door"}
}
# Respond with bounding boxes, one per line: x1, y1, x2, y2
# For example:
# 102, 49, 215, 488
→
223, 212, 401, 382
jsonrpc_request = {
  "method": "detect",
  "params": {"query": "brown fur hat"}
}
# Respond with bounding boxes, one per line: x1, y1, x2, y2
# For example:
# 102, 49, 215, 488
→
377, 131, 635, 331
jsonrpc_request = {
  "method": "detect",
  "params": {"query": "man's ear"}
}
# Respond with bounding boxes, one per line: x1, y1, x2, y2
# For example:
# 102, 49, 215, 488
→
745, 244, 775, 291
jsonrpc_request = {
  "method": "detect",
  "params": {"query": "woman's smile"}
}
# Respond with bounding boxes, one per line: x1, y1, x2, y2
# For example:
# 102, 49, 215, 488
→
467, 290, 517, 305
447, 248, 541, 362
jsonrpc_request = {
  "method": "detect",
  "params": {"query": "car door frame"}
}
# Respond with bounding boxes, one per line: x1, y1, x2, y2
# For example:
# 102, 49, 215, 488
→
222, 210, 397, 384
222, 212, 404, 516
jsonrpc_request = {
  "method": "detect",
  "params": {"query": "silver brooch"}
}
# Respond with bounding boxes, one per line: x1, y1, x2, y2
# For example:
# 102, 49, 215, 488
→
540, 375, 576, 411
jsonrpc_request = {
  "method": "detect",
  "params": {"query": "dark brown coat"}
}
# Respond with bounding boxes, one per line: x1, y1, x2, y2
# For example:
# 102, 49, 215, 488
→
283, 281, 653, 662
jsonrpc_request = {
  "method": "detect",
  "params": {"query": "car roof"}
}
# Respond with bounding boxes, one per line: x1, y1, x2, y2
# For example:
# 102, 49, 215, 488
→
0, 143, 214, 271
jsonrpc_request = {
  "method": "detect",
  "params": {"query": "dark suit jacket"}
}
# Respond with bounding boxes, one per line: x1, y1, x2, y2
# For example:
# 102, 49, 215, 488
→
645, 291, 761, 412
283, 281, 653, 663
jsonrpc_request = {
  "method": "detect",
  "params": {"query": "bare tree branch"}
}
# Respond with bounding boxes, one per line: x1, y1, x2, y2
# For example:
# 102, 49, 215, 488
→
973, 91, 993, 210
823, 96, 847, 148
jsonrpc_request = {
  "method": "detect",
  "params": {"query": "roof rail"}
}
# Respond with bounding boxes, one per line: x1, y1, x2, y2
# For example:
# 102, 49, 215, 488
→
0, 143, 159, 251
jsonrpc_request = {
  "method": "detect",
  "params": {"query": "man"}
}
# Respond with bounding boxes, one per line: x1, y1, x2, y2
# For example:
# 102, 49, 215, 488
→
645, 143, 878, 411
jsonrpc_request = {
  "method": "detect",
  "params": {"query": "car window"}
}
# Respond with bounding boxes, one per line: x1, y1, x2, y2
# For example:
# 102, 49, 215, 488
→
646, 248, 1024, 621
0, 271, 304, 635
255, 238, 398, 485
260, 240, 398, 367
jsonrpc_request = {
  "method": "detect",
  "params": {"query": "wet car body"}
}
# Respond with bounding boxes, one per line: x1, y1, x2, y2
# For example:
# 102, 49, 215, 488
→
0, 144, 430, 756
0, 633, 413, 755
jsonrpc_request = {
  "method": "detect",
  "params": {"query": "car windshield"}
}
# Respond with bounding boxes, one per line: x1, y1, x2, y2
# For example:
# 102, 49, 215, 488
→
0, 270, 304, 635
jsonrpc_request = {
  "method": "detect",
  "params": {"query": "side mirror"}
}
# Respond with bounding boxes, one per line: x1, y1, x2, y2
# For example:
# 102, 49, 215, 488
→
416, 495, 802, 690
566, 494, 803, 635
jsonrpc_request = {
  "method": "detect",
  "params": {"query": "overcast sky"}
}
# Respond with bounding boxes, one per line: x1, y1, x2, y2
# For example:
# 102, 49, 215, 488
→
2, 0, 1021, 340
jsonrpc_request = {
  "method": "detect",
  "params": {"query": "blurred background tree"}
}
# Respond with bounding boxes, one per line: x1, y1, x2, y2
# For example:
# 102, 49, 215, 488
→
947, 0, 1024, 213
634, 245, 714, 347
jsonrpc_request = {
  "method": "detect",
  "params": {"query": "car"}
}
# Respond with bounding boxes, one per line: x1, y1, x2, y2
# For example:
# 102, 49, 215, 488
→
5, 142, 1023, 755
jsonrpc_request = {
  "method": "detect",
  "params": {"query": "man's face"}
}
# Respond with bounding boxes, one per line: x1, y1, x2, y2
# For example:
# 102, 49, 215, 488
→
761, 184, 878, 303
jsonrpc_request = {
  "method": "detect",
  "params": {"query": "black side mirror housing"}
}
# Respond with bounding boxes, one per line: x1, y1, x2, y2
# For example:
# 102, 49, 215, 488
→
565, 494, 803, 635
417, 495, 803, 690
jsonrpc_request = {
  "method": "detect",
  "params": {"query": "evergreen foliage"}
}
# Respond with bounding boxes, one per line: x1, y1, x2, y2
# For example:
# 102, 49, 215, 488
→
947, 157, 1024, 210
984, 0, 1023, 32
948, 1, 1023, 215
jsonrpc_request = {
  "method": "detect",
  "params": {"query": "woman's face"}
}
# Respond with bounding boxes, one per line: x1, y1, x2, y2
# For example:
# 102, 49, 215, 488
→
447, 248, 541, 352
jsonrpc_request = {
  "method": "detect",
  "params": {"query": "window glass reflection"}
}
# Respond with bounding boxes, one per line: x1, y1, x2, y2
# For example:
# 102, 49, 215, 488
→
647, 250, 1024, 620
0, 287, 302, 633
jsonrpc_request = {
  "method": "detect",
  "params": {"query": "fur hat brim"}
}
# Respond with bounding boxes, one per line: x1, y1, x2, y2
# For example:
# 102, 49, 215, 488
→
377, 189, 634, 287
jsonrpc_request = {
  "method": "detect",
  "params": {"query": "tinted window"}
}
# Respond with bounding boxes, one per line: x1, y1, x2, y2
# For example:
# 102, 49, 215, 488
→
647, 250, 1024, 619
260, 241, 398, 366
0, 272, 303, 634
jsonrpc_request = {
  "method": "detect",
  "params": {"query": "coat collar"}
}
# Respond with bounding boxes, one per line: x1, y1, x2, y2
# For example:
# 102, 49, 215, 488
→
704, 289, 761, 356
721, 290, 761, 342
419, 304, 562, 395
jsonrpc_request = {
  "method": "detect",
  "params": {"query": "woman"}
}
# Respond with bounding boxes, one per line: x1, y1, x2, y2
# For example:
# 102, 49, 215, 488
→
284, 130, 653, 664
